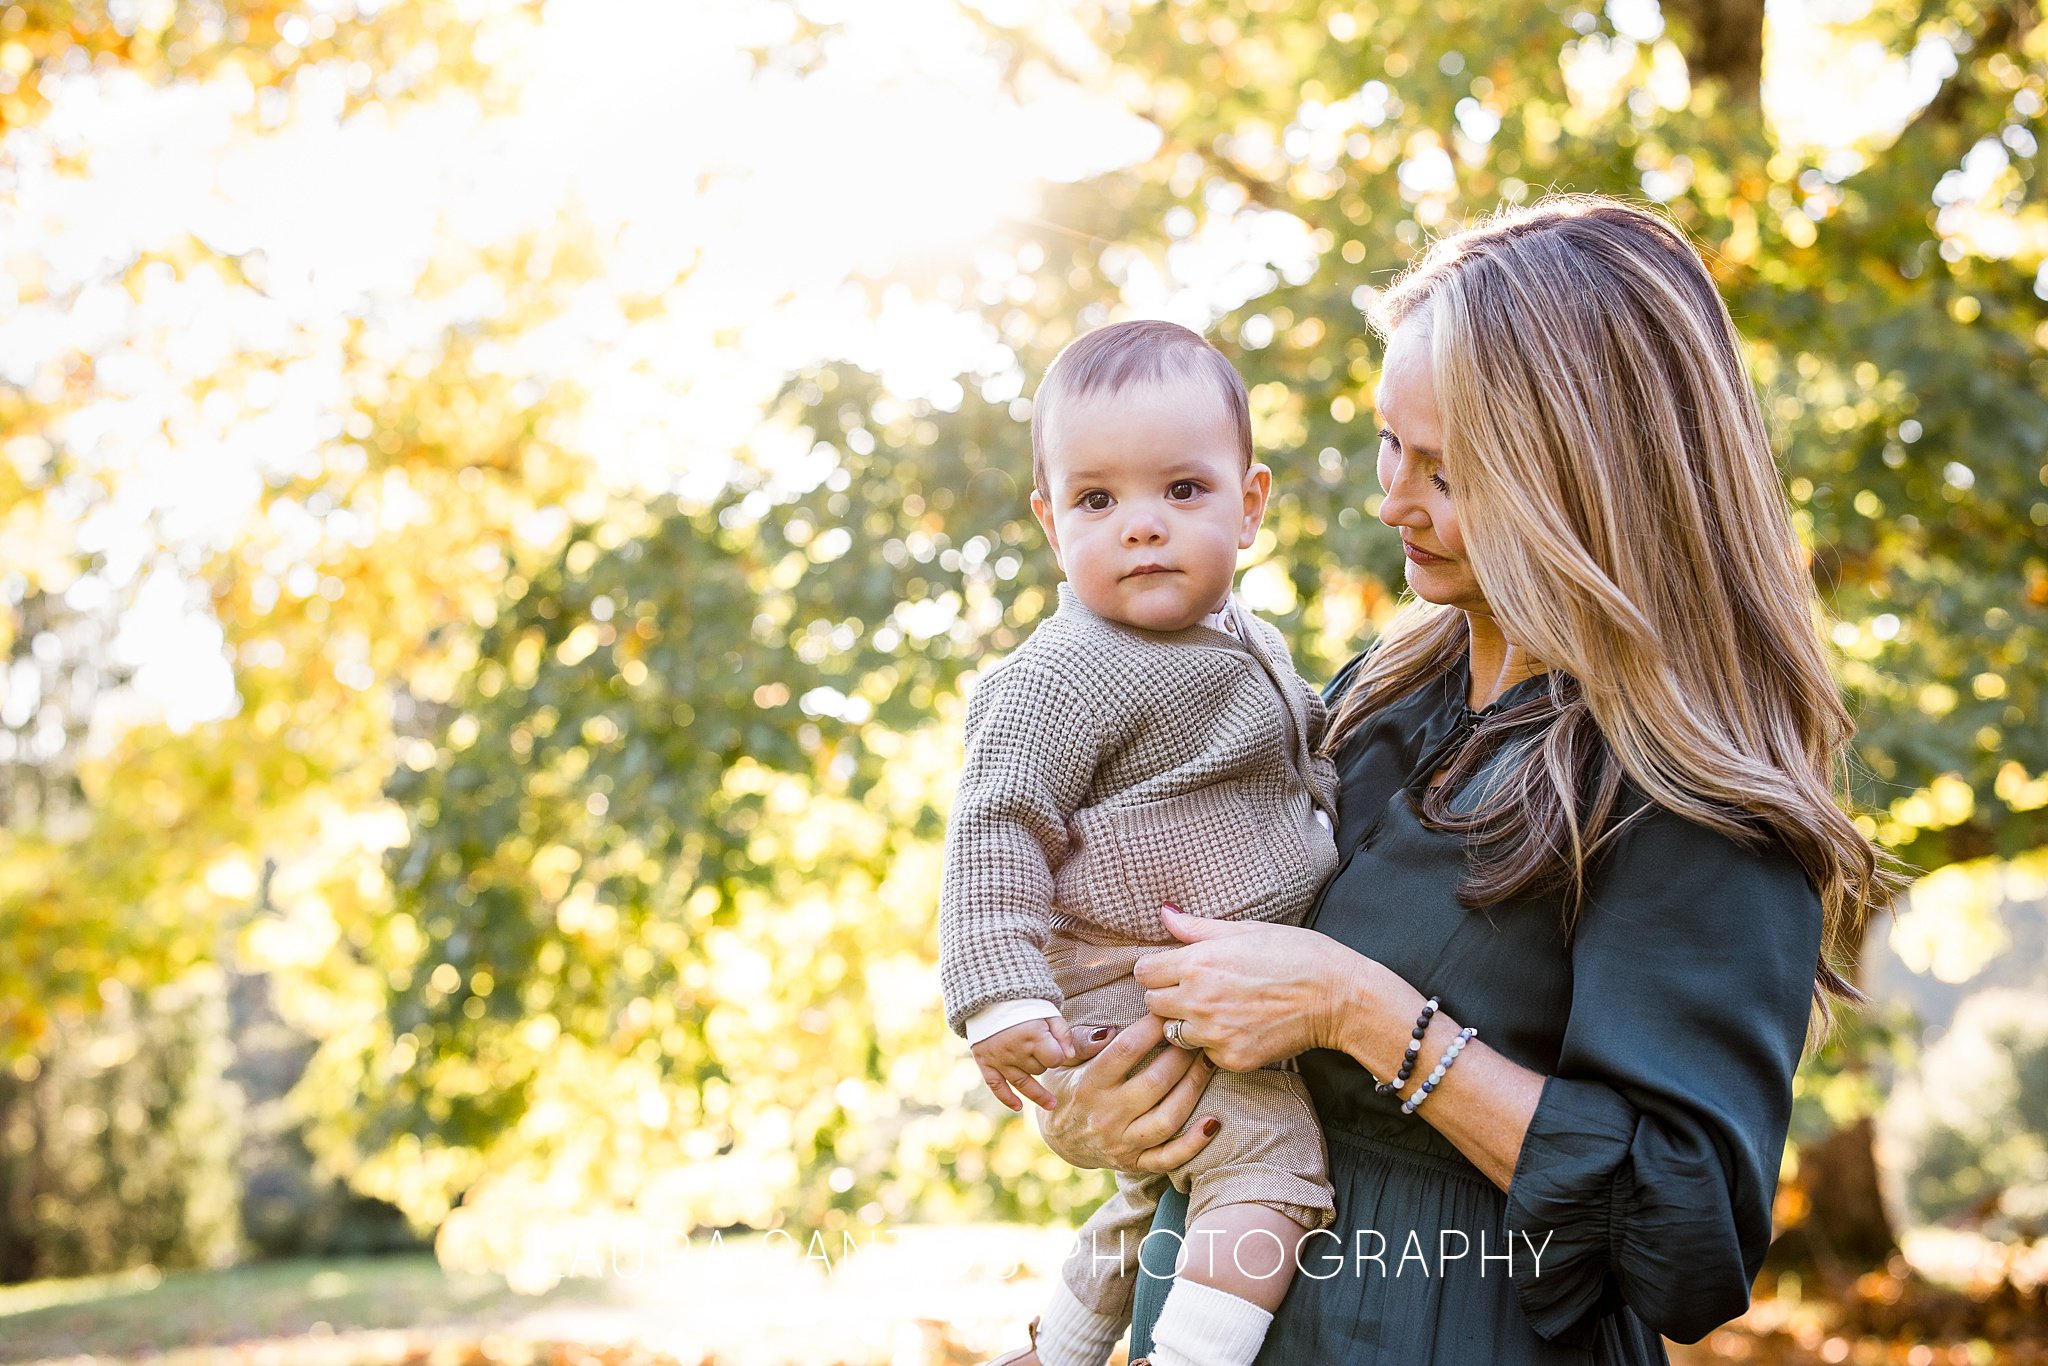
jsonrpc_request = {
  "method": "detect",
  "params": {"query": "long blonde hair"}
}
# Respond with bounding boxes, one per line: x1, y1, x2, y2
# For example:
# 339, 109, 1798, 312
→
1329, 195, 1899, 1012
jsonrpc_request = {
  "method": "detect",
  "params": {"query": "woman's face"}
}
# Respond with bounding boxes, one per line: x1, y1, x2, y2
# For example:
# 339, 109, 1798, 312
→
1374, 317, 1489, 616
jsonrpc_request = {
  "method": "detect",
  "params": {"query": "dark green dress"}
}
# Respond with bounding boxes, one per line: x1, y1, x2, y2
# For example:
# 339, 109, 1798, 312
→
1127, 650, 1823, 1363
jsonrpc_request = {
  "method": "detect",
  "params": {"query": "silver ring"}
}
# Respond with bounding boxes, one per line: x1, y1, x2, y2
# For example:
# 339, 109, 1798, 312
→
1164, 1018, 1197, 1050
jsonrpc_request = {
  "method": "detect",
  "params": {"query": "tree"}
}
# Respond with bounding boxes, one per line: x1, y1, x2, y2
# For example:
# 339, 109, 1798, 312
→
7, 0, 2044, 1282
735, 0, 2045, 1262
0, 0, 575, 1276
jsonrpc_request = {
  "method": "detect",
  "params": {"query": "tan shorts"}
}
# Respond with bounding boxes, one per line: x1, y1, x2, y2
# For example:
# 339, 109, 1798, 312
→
1044, 926, 1335, 1318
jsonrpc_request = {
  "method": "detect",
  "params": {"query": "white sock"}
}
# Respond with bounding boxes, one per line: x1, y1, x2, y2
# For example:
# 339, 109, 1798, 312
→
1033, 1277, 1125, 1366
1147, 1278, 1274, 1366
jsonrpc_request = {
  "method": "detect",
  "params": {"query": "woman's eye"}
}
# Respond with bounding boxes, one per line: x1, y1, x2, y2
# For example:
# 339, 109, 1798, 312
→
1167, 480, 1200, 500
1079, 491, 1112, 511
1429, 471, 1452, 495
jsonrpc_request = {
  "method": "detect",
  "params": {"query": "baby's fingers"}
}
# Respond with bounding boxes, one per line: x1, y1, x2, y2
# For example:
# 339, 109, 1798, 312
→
1027, 1029, 1073, 1070
979, 1062, 1024, 1113
1005, 1065, 1061, 1111
1045, 1016, 1077, 1064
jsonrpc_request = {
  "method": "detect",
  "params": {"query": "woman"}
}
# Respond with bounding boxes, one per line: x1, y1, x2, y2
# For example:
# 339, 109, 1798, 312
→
1019, 196, 1895, 1365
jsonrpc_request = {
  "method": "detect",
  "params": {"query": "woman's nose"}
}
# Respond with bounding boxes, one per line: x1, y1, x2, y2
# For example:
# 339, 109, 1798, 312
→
1376, 454, 1424, 529
1376, 476, 1414, 529
1377, 481, 1422, 529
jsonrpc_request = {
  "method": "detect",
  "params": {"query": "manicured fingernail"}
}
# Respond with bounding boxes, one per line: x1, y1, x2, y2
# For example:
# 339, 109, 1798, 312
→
1093, 1027, 1112, 1041
1201, 1118, 1220, 1137
1161, 903, 1180, 914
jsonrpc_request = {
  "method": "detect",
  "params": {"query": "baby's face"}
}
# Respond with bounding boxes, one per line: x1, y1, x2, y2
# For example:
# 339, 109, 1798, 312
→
1030, 376, 1270, 633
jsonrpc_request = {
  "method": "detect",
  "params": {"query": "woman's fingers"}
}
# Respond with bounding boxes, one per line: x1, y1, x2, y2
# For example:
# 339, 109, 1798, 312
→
1131, 947, 1187, 989
1029, 1013, 1228, 1167
1141, 985, 1188, 1020
1067, 1024, 1117, 1067
1131, 1023, 1207, 1091
1080, 1039, 1212, 1167
1091, 1012, 1169, 1080
1137, 1108, 1222, 1175
1123, 1048, 1215, 1159
1159, 905, 1247, 942
1076, 1018, 1193, 1126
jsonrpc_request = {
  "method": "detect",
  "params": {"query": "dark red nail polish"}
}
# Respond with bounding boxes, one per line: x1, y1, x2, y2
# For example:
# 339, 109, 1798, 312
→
1201, 1118, 1220, 1137
1093, 1027, 1113, 1041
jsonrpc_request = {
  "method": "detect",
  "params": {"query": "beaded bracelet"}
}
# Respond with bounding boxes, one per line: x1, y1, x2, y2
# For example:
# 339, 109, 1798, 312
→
1375, 996, 1440, 1095
1401, 1026, 1478, 1115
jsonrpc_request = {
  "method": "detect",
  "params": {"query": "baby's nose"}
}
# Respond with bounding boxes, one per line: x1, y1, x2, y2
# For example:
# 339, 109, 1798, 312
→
1121, 511, 1167, 543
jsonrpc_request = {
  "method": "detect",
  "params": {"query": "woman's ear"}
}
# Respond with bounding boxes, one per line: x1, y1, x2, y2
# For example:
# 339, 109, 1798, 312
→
1029, 487, 1064, 570
1238, 463, 1273, 549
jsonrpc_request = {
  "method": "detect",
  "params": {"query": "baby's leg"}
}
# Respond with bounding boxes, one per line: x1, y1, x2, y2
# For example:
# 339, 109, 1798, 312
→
1179, 1200, 1308, 1312
1032, 1167, 1160, 1366
1145, 1065, 1332, 1366
1030, 937, 1156, 1366
1141, 1203, 1309, 1366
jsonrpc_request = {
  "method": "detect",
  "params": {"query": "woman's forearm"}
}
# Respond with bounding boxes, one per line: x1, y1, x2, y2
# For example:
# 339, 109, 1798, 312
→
1328, 957, 1546, 1192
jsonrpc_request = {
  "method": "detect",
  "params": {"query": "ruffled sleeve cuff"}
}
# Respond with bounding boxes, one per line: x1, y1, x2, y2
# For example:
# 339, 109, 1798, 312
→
1503, 1075, 1636, 1347
1506, 1074, 1763, 1345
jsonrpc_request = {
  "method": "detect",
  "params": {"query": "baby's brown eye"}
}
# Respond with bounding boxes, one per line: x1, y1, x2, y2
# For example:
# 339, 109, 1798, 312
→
1168, 480, 1199, 500
1080, 491, 1112, 511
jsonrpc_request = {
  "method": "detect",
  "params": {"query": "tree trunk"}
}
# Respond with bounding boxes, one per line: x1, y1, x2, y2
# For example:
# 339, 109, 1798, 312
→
1765, 1116, 1900, 1283
0, 1068, 39, 1283
1661, 0, 1765, 105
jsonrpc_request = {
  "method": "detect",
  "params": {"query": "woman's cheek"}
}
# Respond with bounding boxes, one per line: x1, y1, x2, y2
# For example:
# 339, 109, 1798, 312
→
1436, 506, 1465, 559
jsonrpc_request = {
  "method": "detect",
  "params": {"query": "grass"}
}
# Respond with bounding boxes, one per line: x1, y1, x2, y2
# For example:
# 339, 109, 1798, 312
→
16, 1231, 2044, 1366
0, 1254, 623, 1364
0, 1226, 1077, 1365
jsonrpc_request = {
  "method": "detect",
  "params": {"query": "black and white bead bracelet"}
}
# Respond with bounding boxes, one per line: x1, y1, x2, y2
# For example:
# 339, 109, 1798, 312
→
1401, 1025, 1479, 1116
1376, 995, 1440, 1096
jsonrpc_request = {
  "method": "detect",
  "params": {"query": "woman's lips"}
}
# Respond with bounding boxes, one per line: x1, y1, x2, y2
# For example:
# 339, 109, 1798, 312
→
1402, 541, 1450, 565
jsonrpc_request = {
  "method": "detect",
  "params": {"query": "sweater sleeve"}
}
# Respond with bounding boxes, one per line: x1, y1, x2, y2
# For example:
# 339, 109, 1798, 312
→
938, 661, 1106, 1038
1503, 806, 1823, 1346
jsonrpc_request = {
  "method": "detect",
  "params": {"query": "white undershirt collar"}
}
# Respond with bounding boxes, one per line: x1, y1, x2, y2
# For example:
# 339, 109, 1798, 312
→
1201, 593, 1242, 638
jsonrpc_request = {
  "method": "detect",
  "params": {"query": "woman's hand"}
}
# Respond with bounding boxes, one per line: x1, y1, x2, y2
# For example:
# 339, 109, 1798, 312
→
1034, 1014, 1222, 1173
1133, 907, 1383, 1073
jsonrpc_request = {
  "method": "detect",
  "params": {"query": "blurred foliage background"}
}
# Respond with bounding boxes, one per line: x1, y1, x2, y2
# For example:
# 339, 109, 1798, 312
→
3, 0, 2048, 1357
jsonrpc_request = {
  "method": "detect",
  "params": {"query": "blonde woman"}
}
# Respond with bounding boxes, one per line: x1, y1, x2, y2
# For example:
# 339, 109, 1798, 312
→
1021, 197, 1896, 1365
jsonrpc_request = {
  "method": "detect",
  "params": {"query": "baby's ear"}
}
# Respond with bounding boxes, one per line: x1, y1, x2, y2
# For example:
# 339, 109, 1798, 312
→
1029, 487, 1064, 568
1238, 462, 1274, 547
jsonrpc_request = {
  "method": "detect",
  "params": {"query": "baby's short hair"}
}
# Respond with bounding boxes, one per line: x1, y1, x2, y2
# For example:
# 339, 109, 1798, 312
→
1030, 320, 1253, 495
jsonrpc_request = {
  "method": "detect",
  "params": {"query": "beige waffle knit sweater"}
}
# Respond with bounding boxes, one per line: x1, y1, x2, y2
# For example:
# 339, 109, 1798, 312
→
939, 581, 1341, 1038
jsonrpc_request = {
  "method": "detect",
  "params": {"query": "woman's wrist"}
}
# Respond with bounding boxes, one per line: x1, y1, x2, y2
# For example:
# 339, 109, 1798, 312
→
1330, 954, 1434, 1082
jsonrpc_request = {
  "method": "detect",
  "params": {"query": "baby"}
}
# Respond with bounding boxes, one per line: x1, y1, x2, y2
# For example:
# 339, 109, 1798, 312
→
938, 320, 1340, 1366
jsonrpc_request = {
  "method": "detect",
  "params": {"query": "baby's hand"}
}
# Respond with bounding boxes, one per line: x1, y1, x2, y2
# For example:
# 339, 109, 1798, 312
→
972, 1016, 1077, 1113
